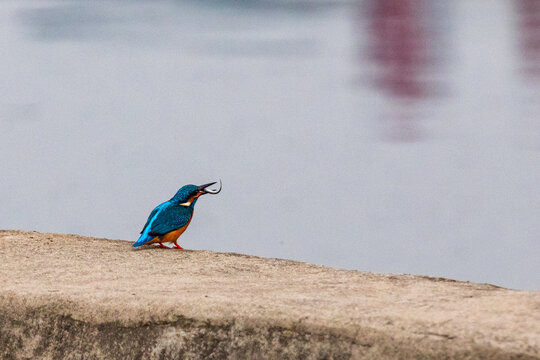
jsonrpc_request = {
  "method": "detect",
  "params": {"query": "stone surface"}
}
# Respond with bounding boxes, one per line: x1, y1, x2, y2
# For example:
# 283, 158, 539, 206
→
0, 230, 539, 359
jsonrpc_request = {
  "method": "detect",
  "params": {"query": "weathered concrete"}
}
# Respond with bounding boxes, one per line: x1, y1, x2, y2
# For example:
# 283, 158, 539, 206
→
0, 230, 538, 359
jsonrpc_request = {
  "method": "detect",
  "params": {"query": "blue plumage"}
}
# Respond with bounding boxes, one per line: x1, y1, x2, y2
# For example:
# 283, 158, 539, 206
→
132, 182, 221, 248
133, 202, 171, 247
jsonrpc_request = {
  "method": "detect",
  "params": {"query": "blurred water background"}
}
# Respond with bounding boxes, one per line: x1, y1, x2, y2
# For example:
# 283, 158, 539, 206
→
1, 0, 539, 289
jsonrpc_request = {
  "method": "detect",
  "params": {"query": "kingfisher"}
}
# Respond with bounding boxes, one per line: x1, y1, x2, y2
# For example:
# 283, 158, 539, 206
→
132, 180, 222, 249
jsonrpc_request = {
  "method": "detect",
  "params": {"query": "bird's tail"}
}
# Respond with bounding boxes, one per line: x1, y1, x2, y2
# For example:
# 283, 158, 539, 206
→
132, 233, 153, 247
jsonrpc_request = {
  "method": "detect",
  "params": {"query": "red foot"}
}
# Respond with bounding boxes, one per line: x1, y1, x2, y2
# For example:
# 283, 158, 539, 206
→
158, 243, 168, 249
173, 243, 184, 250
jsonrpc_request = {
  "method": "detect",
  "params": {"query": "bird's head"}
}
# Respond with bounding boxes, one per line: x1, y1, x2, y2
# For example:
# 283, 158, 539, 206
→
170, 180, 222, 207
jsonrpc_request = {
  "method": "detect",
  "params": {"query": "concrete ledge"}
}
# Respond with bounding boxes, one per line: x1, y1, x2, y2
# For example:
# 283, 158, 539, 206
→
0, 230, 538, 359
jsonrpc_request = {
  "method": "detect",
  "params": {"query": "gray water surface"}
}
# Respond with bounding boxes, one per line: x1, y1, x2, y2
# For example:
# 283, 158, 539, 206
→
1, 0, 539, 289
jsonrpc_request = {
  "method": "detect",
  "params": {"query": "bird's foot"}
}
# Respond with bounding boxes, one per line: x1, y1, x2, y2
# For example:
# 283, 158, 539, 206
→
158, 243, 168, 249
173, 243, 184, 250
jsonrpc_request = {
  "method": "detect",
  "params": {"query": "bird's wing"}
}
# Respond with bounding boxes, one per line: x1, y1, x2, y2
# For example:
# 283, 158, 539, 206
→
147, 205, 193, 236
140, 202, 168, 234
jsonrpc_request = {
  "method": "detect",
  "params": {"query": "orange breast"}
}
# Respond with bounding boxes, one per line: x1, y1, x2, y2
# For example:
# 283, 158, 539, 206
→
147, 216, 193, 244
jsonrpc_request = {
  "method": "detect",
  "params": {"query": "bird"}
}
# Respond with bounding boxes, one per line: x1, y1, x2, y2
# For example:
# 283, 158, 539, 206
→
132, 180, 221, 249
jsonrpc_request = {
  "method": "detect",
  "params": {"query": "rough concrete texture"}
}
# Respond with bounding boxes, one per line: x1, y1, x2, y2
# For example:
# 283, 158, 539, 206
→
0, 230, 538, 359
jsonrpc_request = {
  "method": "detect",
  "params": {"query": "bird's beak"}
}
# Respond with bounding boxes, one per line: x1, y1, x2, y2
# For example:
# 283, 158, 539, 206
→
197, 179, 222, 195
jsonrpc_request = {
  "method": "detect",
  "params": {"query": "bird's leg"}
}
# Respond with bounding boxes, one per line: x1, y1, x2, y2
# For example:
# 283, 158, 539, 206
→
173, 241, 184, 250
158, 243, 168, 249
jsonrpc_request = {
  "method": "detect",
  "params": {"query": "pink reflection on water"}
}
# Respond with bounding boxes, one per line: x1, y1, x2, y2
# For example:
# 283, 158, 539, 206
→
360, 0, 445, 142
516, 0, 540, 80
515, 0, 540, 150
368, 0, 430, 99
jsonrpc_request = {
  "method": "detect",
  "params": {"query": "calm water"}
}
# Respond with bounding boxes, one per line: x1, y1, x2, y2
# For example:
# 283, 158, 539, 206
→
1, 0, 539, 290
